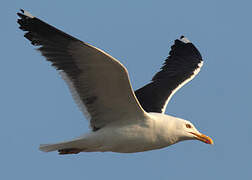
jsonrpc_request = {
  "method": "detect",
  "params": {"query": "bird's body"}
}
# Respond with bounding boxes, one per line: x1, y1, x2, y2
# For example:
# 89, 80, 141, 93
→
41, 113, 190, 153
17, 9, 213, 155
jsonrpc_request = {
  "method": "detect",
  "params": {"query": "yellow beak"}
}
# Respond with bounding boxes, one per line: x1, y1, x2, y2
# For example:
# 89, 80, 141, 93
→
190, 132, 214, 144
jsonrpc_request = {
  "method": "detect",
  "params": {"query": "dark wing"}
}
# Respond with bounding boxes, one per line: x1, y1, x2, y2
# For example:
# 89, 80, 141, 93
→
135, 36, 203, 113
17, 9, 146, 131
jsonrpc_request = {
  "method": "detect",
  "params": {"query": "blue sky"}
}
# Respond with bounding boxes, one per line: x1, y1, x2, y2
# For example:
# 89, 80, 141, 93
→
1, 0, 251, 179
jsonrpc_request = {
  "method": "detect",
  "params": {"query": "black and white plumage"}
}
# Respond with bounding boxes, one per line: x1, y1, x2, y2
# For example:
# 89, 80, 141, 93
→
17, 9, 213, 154
135, 37, 203, 113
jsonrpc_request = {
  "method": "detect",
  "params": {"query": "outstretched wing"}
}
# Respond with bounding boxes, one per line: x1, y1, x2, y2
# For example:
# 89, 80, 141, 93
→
135, 36, 203, 113
17, 9, 146, 131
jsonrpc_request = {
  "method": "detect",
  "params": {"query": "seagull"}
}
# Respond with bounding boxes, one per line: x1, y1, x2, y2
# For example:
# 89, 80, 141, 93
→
17, 9, 213, 155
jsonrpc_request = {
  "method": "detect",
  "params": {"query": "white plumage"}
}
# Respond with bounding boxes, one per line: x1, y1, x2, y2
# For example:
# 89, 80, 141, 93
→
17, 9, 213, 155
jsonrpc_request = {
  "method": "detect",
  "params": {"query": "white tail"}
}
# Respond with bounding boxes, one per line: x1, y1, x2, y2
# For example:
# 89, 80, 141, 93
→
39, 138, 86, 152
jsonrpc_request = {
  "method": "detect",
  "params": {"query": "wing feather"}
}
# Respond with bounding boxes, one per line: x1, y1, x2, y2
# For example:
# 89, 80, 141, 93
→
135, 36, 203, 113
17, 9, 146, 131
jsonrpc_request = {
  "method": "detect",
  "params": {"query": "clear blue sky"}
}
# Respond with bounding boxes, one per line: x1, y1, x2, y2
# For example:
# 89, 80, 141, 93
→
1, 0, 251, 179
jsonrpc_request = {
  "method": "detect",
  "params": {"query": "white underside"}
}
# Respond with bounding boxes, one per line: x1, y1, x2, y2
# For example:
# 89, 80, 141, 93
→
39, 113, 184, 153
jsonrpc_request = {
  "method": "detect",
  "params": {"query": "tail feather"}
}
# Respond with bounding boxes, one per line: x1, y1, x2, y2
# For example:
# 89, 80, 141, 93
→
39, 143, 65, 152
39, 138, 85, 152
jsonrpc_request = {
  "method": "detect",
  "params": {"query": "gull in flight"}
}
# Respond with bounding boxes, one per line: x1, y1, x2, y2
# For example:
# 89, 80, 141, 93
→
17, 9, 213, 155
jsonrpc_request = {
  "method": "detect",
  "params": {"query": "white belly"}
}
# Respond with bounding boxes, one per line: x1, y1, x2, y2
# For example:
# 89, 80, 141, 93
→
83, 116, 173, 153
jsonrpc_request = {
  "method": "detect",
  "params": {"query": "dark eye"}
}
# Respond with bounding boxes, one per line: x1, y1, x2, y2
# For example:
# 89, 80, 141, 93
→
186, 124, 192, 128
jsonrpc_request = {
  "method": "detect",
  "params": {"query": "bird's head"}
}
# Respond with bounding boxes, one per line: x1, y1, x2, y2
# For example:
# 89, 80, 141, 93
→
171, 118, 213, 144
178, 120, 213, 144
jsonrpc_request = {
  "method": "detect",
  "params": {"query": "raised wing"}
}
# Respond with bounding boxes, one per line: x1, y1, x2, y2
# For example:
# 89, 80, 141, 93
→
17, 9, 146, 131
135, 36, 203, 113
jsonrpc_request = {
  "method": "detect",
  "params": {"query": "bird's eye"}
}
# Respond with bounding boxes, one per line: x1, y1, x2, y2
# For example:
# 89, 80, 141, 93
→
186, 124, 192, 128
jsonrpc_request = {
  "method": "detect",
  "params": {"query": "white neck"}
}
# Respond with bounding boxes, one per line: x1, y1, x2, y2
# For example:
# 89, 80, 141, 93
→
147, 112, 186, 146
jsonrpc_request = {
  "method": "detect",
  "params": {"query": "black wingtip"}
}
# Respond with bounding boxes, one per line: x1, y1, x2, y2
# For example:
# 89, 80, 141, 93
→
17, 9, 26, 19
180, 35, 184, 39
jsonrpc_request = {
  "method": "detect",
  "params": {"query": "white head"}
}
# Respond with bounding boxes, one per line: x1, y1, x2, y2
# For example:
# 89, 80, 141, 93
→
174, 119, 213, 144
148, 113, 213, 146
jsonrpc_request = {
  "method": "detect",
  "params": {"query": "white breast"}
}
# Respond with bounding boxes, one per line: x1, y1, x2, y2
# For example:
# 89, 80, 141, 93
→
80, 113, 180, 153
